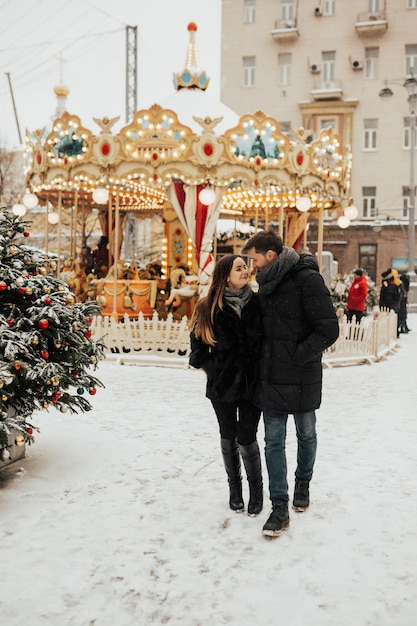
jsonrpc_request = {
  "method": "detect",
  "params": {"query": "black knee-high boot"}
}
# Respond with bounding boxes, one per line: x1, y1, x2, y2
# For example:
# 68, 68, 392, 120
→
239, 441, 263, 517
220, 438, 244, 512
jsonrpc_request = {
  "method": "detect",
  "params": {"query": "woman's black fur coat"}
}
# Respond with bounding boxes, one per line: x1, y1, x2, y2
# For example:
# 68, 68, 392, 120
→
189, 293, 263, 403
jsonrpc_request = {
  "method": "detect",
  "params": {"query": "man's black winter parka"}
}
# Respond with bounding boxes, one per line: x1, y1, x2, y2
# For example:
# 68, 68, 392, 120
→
254, 250, 339, 414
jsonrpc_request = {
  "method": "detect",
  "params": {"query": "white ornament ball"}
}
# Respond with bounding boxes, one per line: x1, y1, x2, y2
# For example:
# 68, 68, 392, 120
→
1, 448, 11, 462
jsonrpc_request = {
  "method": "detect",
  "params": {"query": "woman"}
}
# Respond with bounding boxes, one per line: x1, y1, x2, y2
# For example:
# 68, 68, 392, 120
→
379, 268, 403, 336
189, 255, 264, 516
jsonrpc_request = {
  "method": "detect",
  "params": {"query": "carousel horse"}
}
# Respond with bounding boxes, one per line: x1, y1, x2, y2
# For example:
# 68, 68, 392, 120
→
165, 267, 187, 311
63, 255, 90, 302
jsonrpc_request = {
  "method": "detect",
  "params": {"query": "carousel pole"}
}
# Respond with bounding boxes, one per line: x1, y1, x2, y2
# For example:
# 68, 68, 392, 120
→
112, 189, 120, 320
45, 205, 49, 257
107, 191, 113, 271
72, 189, 78, 260
279, 205, 284, 240
57, 190, 62, 278
317, 206, 324, 272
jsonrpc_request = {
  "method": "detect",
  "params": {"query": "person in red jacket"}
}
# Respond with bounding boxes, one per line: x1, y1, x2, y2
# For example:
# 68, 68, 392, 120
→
346, 268, 368, 323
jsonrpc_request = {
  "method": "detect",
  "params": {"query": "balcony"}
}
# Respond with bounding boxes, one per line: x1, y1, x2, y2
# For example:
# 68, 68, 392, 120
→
271, 18, 299, 42
311, 79, 343, 101
355, 10, 388, 37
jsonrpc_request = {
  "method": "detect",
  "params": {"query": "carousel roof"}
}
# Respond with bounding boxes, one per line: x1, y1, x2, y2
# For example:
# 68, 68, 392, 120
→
23, 22, 353, 249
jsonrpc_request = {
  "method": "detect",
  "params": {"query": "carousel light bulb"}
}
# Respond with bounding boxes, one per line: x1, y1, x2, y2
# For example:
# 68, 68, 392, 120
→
295, 196, 311, 213
344, 204, 359, 221
92, 187, 109, 204
337, 215, 350, 229
22, 192, 38, 209
48, 211, 60, 225
12, 203, 27, 217
199, 188, 216, 205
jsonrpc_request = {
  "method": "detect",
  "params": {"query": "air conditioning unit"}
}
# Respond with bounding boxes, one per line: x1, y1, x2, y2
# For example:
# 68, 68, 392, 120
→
310, 64, 321, 74
352, 60, 363, 71
314, 7, 323, 16
284, 19, 295, 28
369, 13, 381, 20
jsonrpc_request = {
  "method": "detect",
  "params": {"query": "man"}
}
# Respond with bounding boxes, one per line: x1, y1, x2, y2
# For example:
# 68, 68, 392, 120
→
345, 268, 368, 323
242, 230, 339, 537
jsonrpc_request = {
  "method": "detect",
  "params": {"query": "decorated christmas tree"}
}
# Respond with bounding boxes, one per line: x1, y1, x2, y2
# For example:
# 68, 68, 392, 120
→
0, 208, 105, 462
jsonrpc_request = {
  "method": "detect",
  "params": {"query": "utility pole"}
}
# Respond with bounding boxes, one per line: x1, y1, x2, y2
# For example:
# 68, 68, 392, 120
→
5, 72, 22, 144
124, 26, 138, 260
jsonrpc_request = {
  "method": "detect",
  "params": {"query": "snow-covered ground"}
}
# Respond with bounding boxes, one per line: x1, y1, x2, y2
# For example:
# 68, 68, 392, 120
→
1, 315, 417, 626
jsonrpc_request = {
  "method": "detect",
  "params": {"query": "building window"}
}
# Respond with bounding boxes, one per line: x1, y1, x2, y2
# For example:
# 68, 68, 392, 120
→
364, 119, 378, 150
403, 186, 416, 217
403, 116, 417, 149
405, 44, 417, 75
365, 47, 379, 79
243, 56, 256, 87
362, 187, 377, 218
320, 119, 336, 131
281, 0, 295, 25
244, 0, 256, 23
278, 53, 291, 85
322, 51, 336, 85
323, 0, 336, 15
368, 0, 381, 12
359, 244, 377, 282
407, 0, 417, 8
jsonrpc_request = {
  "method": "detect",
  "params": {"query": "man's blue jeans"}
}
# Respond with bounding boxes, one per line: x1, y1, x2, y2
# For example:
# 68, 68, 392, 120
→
263, 410, 317, 502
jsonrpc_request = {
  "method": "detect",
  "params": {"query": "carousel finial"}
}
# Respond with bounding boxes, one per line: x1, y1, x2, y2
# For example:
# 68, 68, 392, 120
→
53, 53, 70, 119
173, 22, 210, 91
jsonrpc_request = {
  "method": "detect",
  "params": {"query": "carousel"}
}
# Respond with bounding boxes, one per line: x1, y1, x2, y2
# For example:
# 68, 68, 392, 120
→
23, 22, 352, 320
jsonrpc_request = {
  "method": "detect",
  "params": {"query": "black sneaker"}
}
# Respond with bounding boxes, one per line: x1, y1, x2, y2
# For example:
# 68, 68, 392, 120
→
293, 479, 310, 511
262, 500, 290, 537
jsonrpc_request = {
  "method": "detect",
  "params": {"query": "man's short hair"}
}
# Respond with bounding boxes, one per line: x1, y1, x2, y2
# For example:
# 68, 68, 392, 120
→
241, 230, 283, 255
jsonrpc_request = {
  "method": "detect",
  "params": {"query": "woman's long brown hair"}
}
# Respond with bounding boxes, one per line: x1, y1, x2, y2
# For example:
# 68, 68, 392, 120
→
190, 254, 243, 346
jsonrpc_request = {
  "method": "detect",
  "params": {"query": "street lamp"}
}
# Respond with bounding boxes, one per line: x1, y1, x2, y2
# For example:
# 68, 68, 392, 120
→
379, 74, 417, 276
404, 75, 417, 277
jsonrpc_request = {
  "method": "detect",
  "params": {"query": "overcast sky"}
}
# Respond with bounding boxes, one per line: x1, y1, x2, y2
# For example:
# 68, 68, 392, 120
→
0, 0, 221, 149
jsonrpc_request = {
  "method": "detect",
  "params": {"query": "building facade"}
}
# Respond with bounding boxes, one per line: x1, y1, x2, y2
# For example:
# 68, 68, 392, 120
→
221, 0, 417, 282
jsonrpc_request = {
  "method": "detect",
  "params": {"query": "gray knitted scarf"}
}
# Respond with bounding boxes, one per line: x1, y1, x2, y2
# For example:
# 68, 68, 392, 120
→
255, 246, 300, 295
223, 284, 253, 318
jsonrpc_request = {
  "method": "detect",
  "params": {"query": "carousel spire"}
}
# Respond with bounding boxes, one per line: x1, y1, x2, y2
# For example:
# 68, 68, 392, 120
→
53, 53, 69, 119
173, 22, 210, 91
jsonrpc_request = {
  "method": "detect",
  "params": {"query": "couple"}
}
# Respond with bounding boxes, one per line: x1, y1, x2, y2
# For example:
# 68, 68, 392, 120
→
189, 230, 339, 537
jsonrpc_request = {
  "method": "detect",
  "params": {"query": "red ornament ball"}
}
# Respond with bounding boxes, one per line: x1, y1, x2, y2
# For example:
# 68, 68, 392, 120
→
38, 319, 49, 329
0, 281, 7, 291
89, 388, 97, 395
23, 231, 30, 237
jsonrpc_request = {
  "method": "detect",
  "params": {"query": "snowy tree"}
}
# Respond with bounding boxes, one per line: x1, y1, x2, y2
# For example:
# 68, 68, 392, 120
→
0, 208, 105, 460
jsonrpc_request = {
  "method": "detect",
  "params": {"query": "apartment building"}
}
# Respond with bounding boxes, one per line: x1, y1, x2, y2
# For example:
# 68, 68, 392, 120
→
221, 0, 417, 281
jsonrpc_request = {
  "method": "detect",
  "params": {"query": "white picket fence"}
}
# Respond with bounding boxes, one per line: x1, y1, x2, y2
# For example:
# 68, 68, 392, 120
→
90, 309, 399, 369
90, 311, 191, 368
323, 309, 398, 368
